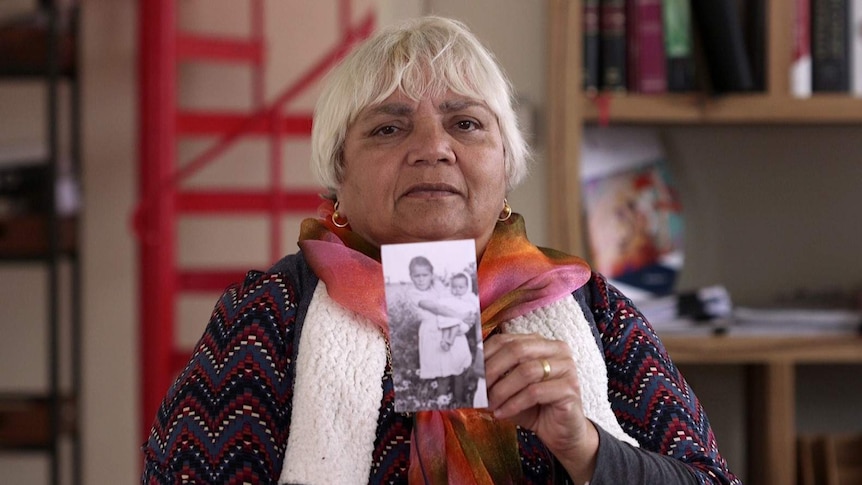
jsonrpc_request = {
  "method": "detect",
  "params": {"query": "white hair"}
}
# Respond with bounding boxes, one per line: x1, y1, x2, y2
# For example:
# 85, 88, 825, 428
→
310, 16, 531, 198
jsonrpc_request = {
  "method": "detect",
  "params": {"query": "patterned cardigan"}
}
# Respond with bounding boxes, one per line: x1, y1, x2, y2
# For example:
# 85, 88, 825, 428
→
142, 252, 739, 484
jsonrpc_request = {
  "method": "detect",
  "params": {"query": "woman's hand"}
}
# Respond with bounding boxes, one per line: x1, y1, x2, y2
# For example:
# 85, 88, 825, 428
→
484, 333, 599, 483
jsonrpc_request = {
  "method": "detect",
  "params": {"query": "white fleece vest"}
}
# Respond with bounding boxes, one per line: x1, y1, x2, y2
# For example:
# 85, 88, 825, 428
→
280, 282, 636, 484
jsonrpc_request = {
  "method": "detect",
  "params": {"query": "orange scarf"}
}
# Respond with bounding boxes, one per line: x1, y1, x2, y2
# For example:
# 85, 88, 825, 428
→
298, 201, 591, 483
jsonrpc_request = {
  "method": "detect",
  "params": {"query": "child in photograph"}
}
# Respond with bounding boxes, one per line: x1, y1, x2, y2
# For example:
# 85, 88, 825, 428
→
404, 256, 447, 383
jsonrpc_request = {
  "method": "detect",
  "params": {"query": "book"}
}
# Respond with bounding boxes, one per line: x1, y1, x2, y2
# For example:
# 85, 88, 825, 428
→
690, 0, 756, 93
852, 0, 862, 96
812, 0, 850, 92
743, 0, 767, 91
792, 0, 813, 98
730, 307, 862, 335
626, 0, 668, 93
600, 0, 627, 92
661, 0, 696, 92
581, 127, 683, 297
583, 0, 601, 93
633, 285, 734, 334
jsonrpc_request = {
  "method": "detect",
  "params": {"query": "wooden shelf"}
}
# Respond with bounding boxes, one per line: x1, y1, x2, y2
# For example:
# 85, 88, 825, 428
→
0, 8, 77, 78
663, 334, 862, 364
0, 215, 77, 260
581, 94, 862, 125
0, 394, 77, 450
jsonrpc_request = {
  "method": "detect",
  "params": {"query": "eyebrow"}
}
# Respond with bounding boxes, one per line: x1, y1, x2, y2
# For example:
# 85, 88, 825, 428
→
365, 103, 413, 118
362, 98, 489, 119
439, 99, 487, 113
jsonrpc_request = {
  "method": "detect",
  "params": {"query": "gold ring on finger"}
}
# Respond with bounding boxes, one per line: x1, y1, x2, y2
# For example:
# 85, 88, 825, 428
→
540, 359, 551, 382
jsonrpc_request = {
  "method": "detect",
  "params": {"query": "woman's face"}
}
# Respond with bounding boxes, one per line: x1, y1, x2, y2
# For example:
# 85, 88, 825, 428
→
337, 89, 507, 254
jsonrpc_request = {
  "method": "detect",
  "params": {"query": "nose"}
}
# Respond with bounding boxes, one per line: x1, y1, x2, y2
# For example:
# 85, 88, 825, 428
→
407, 117, 455, 166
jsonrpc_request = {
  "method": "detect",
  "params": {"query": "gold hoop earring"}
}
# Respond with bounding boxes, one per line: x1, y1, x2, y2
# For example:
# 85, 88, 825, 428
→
332, 201, 349, 228
498, 199, 512, 222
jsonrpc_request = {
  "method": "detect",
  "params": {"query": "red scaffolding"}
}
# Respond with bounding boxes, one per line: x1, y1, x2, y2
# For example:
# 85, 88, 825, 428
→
135, 0, 375, 441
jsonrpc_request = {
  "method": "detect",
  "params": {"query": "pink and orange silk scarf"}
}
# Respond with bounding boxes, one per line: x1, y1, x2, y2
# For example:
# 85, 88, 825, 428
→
298, 201, 591, 484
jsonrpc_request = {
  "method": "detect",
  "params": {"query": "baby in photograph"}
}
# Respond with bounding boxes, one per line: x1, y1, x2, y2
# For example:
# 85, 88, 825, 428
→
418, 272, 481, 408
432, 272, 479, 351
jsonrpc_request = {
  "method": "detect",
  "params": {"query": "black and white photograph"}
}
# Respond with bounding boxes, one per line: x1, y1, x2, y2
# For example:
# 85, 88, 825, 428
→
381, 239, 488, 413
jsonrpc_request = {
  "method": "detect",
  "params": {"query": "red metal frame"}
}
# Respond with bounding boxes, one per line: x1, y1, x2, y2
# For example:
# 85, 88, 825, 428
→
136, 0, 375, 441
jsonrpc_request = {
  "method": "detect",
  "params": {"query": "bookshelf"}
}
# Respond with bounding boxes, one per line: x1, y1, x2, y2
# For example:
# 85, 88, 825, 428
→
547, 1, 862, 484
0, 2, 82, 484
548, 0, 862, 255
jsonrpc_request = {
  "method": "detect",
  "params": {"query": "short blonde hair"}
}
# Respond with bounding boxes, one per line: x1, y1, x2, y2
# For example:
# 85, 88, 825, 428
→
311, 16, 531, 197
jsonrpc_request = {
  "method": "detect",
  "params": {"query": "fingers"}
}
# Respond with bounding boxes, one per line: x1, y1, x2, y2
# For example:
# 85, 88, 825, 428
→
488, 357, 575, 420
484, 333, 579, 419
483, 333, 597, 472
484, 333, 567, 386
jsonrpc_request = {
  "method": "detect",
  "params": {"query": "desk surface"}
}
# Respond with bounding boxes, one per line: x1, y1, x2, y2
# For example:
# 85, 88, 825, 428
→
661, 334, 862, 364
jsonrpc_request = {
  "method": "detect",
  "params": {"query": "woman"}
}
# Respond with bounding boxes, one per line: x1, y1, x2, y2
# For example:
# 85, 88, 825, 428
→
142, 16, 739, 484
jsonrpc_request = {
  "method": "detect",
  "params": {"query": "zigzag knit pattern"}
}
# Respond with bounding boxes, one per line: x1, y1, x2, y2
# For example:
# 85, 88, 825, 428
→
142, 269, 739, 484
142, 271, 297, 484
588, 275, 741, 485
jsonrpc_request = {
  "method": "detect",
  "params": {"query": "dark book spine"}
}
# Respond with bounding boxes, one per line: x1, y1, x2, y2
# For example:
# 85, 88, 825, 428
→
812, 0, 851, 92
600, 0, 627, 92
584, 0, 601, 93
691, 0, 756, 93
661, 0, 696, 91
744, 0, 767, 91
853, 0, 862, 96
627, 0, 668, 93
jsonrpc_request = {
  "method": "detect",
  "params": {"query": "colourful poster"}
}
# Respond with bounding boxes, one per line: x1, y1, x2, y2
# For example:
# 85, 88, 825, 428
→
581, 127, 683, 296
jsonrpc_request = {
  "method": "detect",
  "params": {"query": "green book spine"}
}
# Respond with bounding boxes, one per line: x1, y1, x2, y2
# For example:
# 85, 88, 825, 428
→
661, 0, 695, 92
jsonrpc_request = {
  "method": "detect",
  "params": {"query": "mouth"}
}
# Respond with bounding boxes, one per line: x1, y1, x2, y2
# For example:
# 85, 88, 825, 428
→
401, 183, 461, 199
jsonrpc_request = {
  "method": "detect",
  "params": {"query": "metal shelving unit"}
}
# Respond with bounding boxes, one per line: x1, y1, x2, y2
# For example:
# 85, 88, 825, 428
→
135, 0, 376, 443
0, 1, 81, 484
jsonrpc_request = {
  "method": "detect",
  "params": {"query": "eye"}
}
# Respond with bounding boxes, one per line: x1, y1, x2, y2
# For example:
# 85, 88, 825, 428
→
372, 125, 400, 136
454, 119, 480, 131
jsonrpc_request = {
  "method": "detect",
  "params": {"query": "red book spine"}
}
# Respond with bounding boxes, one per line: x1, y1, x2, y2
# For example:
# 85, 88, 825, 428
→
792, 0, 812, 97
627, 0, 668, 93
